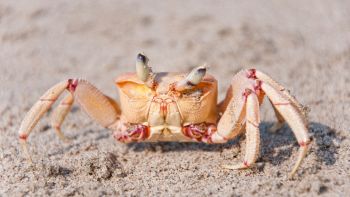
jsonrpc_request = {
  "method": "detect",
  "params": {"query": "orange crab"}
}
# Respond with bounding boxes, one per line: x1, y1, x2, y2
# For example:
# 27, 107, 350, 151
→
18, 53, 310, 178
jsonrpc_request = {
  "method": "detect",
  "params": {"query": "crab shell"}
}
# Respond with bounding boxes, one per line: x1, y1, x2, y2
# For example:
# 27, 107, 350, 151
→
115, 72, 218, 142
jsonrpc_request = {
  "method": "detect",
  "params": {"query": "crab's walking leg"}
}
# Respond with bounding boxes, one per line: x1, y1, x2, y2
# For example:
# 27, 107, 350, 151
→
269, 102, 285, 133
69, 79, 121, 128
18, 80, 72, 162
261, 82, 309, 178
222, 90, 260, 169
51, 93, 74, 142
255, 70, 307, 121
18, 79, 121, 162
211, 76, 249, 143
51, 86, 121, 142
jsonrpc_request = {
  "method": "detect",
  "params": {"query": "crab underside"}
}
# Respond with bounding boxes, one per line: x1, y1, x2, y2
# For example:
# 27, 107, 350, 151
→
18, 53, 310, 178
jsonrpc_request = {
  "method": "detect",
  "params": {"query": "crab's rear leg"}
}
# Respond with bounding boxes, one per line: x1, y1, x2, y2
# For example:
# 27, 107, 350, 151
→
260, 82, 310, 178
222, 89, 261, 169
215, 69, 309, 178
254, 69, 308, 122
18, 79, 121, 162
253, 69, 308, 133
249, 69, 310, 177
269, 102, 285, 133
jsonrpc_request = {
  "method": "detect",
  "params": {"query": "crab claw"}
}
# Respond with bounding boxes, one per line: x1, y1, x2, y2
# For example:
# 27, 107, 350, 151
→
175, 65, 207, 91
136, 53, 151, 82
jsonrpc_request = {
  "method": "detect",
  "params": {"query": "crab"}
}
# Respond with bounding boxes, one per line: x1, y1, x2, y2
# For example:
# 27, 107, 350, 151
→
18, 53, 310, 178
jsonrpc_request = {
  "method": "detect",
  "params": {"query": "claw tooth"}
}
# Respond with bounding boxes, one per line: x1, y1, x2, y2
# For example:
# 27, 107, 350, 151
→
136, 53, 151, 82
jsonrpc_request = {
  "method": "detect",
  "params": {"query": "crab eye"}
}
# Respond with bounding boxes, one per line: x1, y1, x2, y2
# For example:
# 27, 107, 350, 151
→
136, 53, 152, 82
175, 66, 206, 91
137, 53, 148, 64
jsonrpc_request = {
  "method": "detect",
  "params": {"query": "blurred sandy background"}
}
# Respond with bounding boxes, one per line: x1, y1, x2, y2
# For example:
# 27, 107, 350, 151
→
0, 0, 349, 196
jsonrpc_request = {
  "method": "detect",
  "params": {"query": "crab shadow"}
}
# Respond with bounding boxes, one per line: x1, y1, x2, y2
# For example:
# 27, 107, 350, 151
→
126, 122, 339, 166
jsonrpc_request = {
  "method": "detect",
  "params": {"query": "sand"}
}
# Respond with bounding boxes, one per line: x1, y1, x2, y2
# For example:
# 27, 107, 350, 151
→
0, 0, 349, 196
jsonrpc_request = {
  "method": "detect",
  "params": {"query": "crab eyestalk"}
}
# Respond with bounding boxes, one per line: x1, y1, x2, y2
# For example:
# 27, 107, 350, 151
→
175, 65, 207, 91
136, 53, 151, 82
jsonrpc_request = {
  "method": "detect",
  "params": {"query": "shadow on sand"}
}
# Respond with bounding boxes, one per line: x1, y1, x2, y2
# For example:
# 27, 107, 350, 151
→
126, 122, 339, 167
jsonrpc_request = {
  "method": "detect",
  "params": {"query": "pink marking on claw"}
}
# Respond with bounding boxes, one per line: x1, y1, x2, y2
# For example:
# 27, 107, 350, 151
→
114, 124, 149, 143
129, 125, 149, 140
182, 123, 217, 143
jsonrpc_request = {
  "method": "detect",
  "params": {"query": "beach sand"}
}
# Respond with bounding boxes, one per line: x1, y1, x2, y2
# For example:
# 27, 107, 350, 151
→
0, 0, 349, 196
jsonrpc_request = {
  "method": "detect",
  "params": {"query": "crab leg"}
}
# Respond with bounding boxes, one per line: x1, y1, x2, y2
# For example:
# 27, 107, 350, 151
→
254, 69, 307, 121
212, 71, 253, 143
222, 89, 260, 169
269, 101, 285, 133
51, 93, 74, 142
260, 82, 310, 178
72, 79, 120, 128
18, 80, 72, 162
254, 69, 308, 132
18, 79, 121, 162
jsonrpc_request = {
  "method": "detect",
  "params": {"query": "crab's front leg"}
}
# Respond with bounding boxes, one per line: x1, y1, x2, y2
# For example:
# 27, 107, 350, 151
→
212, 69, 310, 178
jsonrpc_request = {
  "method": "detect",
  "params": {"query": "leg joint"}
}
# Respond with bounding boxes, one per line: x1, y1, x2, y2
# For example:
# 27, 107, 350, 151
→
247, 69, 257, 79
67, 79, 79, 92
243, 161, 250, 167
299, 140, 311, 147
19, 134, 28, 140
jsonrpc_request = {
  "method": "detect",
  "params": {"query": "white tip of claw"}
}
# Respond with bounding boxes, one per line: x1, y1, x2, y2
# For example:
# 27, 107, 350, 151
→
136, 53, 151, 82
